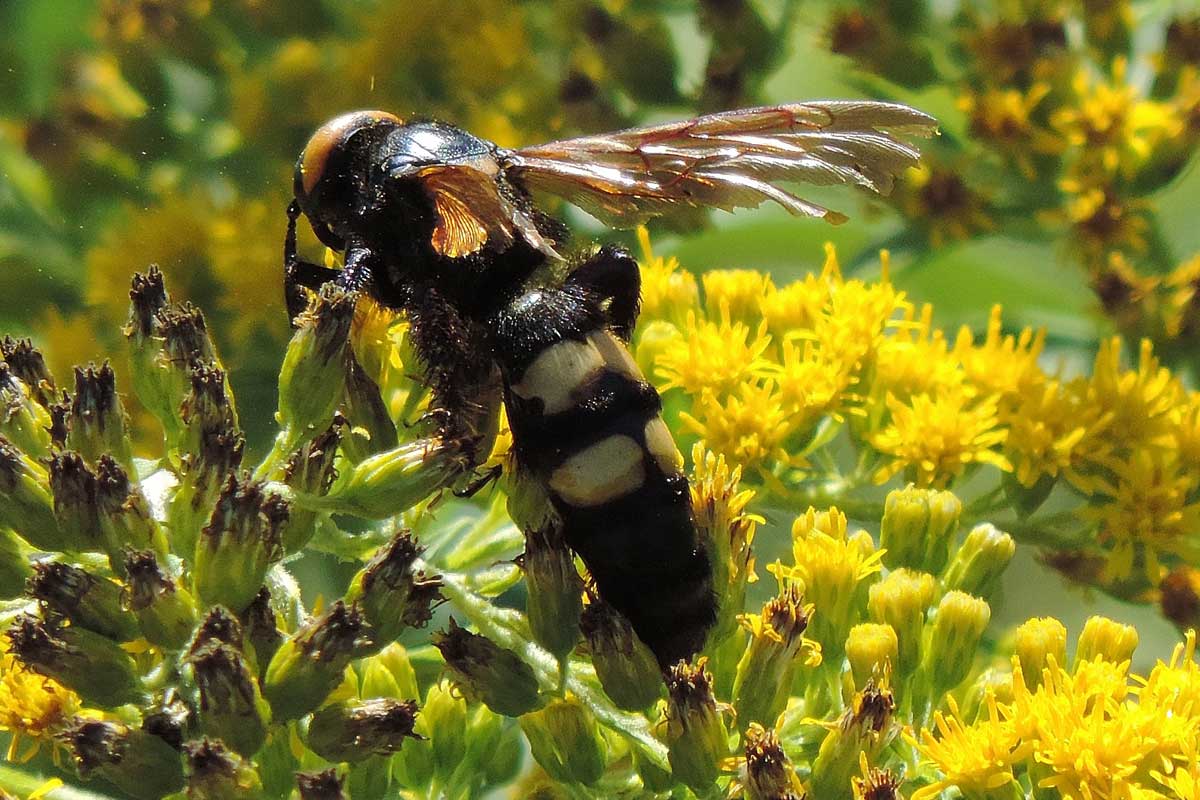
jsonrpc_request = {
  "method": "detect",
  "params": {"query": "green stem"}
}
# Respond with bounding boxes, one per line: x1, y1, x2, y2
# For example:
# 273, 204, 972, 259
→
253, 428, 298, 481
0, 765, 118, 800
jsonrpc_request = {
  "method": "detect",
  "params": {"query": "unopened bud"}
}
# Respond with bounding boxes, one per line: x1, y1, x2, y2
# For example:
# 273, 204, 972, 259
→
0, 527, 31, 598
519, 696, 605, 785
66, 363, 134, 471
579, 600, 663, 711
732, 581, 818, 729
340, 356, 399, 463
810, 681, 894, 797
183, 738, 264, 800
167, 424, 244, 558
59, 718, 184, 800
1074, 615, 1138, 667
1014, 617, 1067, 690
241, 588, 283, 679
179, 361, 239, 466
432, 618, 542, 717
853, 757, 903, 800
194, 474, 288, 613
0, 362, 52, 456
665, 658, 729, 793
185, 642, 271, 756
867, 569, 936, 678
344, 530, 443, 653
521, 525, 583, 660
95, 454, 168, 564
307, 698, 420, 762
942, 523, 1015, 599
744, 723, 804, 800
297, 769, 346, 800
27, 561, 140, 641
921, 591, 990, 694
124, 550, 198, 650
1, 336, 56, 408
263, 600, 367, 721
277, 284, 355, 439
188, 606, 246, 657
280, 417, 342, 553
2, 438, 67, 551
309, 437, 467, 518
7, 614, 142, 708
846, 623, 899, 692
880, 486, 961, 573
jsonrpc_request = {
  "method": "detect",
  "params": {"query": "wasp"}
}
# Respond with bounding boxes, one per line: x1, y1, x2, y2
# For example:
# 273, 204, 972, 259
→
286, 102, 935, 668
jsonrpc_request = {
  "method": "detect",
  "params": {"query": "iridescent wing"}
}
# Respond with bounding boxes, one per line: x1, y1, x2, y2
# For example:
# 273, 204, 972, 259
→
501, 101, 937, 225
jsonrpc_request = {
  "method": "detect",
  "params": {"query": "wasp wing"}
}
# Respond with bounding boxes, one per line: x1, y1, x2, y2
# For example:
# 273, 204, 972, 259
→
502, 101, 937, 226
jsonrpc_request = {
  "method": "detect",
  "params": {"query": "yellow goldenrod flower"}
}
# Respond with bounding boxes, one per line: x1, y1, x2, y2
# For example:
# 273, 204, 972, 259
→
0, 637, 84, 764
636, 227, 699, 327
871, 304, 962, 402
1003, 378, 1102, 491
953, 305, 1046, 400
1081, 337, 1183, 460
907, 695, 1022, 800
702, 269, 775, 327
680, 382, 802, 479
895, 163, 996, 247
959, 83, 1060, 178
656, 308, 772, 398
1013, 617, 1068, 690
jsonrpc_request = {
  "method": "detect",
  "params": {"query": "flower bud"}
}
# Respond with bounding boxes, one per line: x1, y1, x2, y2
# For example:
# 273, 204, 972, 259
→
179, 361, 239, 462
280, 417, 343, 553
521, 525, 583, 660
59, 718, 184, 800
421, 679, 466, 784
188, 605, 247, 656
344, 530, 442, 653
167, 424, 244, 558
867, 569, 936, 679
309, 436, 468, 518
665, 658, 729, 793
66, 363, 134, 471
95, 454, 169, 564
183, 738, 264, 800
298, 769, 346, 800
27, 561, 140, 642
194, 474, 288, 613
732, 581, 819, 730
0, 362, 52, 456
241, 587, 283, 679
942, 523, 1015, 599
7, 613, 142, 708
1, 335, 56, 408
124, 550, 198, 650
809, 681, 895, 797
1074, 615, 1138, 667
520, 696, 606, 785
2, 438, 67, 551
185, 642, 271, 756
0, 527, 32, 598
921, 591, 991, 694
1013, 617, 1067, 690
743, 723, 804, 800
277, 283, 355, 439
48, 396, 69, 448
48, 450, 103, 553
853, 757, 903, 800
307, 698, 420, 762
432, 618, 542, 717
263, 600, 367, 721
880, 485, 961, 573
340, 356, 399, 463
846, 623, 899, 692
579, 600, 663, 711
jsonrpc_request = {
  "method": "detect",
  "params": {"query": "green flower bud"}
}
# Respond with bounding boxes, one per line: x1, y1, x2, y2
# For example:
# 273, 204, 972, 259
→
27, 561, 140, 642
194, 474, 288, 613
809, 681, 894, 797
519, 696, 606, 786
307, 698, 420, 762
579, 600, 663, 711
634, 746, 675, 793
732, 581, 818, 730
280, 417, 343, 553
241, 588, 283, 680
183, 738, 264, 800
167, 424, 244, 558
2, 438, 67, 551
480, 712, 523, 788
665, 658, 729, 793
433, 619, 542, 717
263, 600, 367, 721
0, 527, 32, 598
66, 363, 134, 471
7, 613, 142, 708
95, 454, 169, 564
1074, 615, 1138, 667
298, 769, 346, 800
188, 606, 247, 657
867, 569, 936, 678
370, 642, 420, 700
185, 642, 271, 756
340, 356, 399, 463
691, 449, 757, 644
846, 623, 899, 692
179, 362, 239, 463
309, 437, 468, 518
743, 723, 804, 800
921, 591, 991, 694
1, 335, 56, 408
1014, 617, 1068, 690
942, 523, 1015, 599
521, 525, 583, 660
880, 485, 961, 573
277, 284, 355, 440
124, 550, 198, 650
420, 679, 466, 786
59, 718, 184, 800
0, 362, 52, 456
344, 530, 443, 653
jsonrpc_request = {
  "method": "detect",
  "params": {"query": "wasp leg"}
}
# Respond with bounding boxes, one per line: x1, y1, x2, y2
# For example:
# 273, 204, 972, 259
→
453, 464, 503, 498
565, 244, 641, 341
284, 203, 343, 323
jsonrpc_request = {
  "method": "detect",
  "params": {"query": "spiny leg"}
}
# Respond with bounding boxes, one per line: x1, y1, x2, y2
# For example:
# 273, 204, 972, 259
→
565, 244, 641, 340
284, 202, 376, 322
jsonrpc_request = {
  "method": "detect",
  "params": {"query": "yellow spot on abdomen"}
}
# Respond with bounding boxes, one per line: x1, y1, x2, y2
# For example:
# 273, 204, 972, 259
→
644, 417, 683, 474
510, 338, 604, 414
549, 435, 645, 507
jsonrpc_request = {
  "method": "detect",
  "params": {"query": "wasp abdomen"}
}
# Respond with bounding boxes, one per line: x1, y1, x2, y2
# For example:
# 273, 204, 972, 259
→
499, 302, 715, 668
